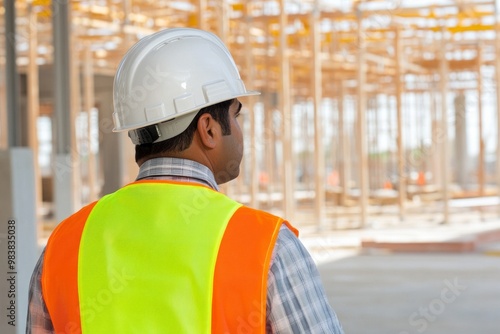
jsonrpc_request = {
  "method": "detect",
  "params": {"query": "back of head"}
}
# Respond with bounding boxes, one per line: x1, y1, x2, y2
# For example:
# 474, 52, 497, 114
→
112, 28, 259, 145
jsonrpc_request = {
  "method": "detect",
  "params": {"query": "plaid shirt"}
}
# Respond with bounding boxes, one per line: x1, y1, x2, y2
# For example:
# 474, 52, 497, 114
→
26, 158, 343, 333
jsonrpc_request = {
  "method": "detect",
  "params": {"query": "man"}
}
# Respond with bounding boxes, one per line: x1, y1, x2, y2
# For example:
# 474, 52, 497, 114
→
27, 28, 344, 333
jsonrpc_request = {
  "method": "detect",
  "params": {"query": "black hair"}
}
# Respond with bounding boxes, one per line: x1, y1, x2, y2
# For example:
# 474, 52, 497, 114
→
135, 99, 234, 163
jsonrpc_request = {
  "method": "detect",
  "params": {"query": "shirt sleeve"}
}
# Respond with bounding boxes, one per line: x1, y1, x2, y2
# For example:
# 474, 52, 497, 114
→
26, 249, 55, 334
266, 226, 344, 334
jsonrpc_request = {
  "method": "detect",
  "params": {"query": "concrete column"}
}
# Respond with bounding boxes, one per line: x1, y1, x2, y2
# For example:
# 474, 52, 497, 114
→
0, 66, 6, 150
0, 20, 5, 150
5, 0, 21, 147
52, 0, 75, 222
95, 75, 125, 196
0, 149, 38, 334
2, 5, 39, 332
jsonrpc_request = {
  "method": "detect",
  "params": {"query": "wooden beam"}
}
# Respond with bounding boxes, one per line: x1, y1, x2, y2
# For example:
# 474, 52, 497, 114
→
70, 35, 82, 211
263, 28, 275, 208
26, 18, 43, 120
477, 46, 485, 196
356, 7, 369, 228
218, 0, 229, 42
337, 83, 349, 207
395, 27, 406, 221
279, 0, 294, 220
311, 1, 325, 229
431, 86, 441, 192
439, 27, 450, 224
244, 6, 259, 210
83, 45, 97, 202
218, 1, 231, 197
27, 5, 42, 224
495, 20, 500, 215
198, 0, 208, 30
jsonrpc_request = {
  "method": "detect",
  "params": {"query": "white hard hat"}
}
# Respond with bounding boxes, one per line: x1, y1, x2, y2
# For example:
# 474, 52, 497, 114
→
112, 28, 259, 144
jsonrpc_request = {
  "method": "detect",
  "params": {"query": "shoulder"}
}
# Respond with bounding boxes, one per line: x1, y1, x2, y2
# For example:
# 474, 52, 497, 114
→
234, 205, 299, 235
271, 225, 311, 269
46, 201, 99, 248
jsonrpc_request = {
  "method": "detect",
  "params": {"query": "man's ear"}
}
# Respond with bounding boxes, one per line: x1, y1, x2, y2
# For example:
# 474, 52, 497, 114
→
196, 113, 218, 149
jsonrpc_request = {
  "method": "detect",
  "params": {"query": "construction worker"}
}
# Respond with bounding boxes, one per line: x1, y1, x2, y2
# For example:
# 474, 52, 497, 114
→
26, 28, 344, 333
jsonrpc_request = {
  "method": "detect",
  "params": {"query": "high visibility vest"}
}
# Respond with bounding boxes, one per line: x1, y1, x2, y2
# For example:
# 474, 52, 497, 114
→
41, 180, 297, 334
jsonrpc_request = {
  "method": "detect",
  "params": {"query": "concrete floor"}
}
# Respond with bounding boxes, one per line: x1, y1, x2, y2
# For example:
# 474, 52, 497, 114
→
318, 253, 500, 334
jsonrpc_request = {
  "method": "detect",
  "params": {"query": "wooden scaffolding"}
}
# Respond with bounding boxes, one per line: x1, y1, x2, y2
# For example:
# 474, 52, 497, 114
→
2, 0, 500, 230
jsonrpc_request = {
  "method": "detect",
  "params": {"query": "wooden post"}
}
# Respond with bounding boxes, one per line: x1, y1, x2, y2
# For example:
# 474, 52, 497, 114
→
311, 1, 325, 229
122, 0, 133, 47
495, 12, 500, 215
218, 0, 229, 42
83, 45, 97, 202
453, 92, 468, 189
263, 28, 275, 207
71, 36, 82, 210
27, 6, 42, 221
477, 45, 485, 196
198, 0, 207, 30
245, 6, 259, 209
356, 7, 369, 228
439, 28, 450, 224
394, 27, 406, 221
264, 102, 275, 207
218, 1, 233, 196
261, 20, 273, 206
430, 83, 441, 189
337, 83, 349, 206
279, 0, 294, 219
27, 7, 39, 154
371, 97, 381, 189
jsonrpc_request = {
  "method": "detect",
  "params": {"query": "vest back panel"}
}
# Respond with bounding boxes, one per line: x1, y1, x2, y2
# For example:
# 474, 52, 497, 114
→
42, 180, 290, 334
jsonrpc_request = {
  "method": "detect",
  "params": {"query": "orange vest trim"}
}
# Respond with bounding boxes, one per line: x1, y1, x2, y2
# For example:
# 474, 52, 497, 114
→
41, 201, 97, 334
212, 206, 296, 334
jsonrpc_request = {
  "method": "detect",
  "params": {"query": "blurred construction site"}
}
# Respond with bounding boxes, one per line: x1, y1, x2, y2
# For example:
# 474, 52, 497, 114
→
2, 1, 500, 332
4, 0, 500, 230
